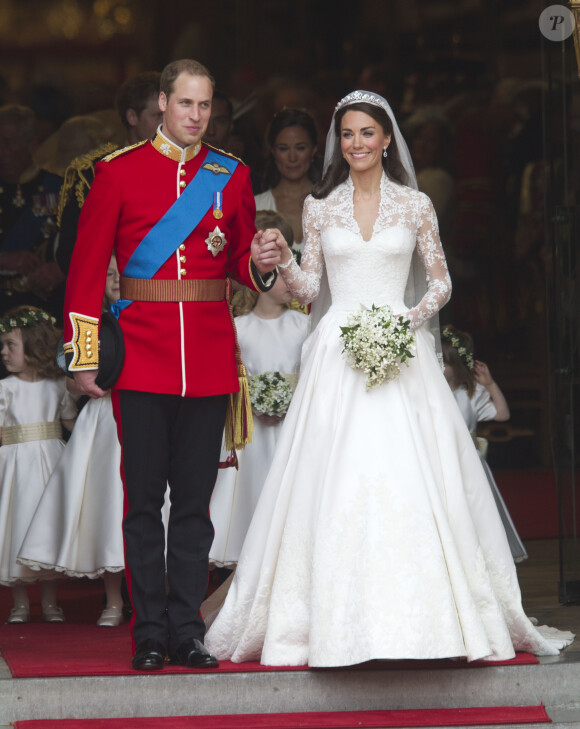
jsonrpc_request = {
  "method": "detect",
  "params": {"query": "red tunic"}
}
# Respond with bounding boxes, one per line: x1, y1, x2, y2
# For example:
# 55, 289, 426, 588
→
64, 134, 263, 397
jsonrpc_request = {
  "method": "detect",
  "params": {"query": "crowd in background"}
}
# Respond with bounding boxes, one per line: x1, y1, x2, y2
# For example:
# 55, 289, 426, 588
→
1, 63, 572, 366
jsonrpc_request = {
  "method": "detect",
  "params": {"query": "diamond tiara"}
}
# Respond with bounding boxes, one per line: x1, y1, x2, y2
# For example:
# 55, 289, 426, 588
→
334, 90, 389, 114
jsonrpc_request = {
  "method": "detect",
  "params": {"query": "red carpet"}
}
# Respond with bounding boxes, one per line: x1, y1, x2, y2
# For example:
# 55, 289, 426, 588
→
0, 578, 538, 678
0, 621, 538, 678
13, 705, 552, 728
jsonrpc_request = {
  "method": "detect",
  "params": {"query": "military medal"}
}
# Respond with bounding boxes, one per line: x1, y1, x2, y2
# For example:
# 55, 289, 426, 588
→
213, 191, 223, 219
205, 226, 227, 257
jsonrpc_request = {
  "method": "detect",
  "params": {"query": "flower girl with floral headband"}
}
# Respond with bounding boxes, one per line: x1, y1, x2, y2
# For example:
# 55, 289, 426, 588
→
441, 324, 527, 562
0, 306, 77, 623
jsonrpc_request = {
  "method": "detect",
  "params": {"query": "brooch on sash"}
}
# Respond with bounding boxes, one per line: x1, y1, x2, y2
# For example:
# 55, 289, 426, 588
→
205, 226, 227, 257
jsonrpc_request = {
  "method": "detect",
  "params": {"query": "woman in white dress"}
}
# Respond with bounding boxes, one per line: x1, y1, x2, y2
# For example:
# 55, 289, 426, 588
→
205, 91, 574, 668
254, 108, 321, 260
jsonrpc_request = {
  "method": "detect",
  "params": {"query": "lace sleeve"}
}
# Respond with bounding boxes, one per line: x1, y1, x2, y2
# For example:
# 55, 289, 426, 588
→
405, 194, 452, 329
277, 196, 324, 305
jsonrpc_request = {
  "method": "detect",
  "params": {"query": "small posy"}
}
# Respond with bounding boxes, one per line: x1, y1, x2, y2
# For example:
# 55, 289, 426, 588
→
248, 371, 294, 416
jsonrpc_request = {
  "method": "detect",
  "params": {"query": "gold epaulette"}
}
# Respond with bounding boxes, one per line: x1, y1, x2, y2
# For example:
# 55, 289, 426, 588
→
102, 139, 148, 163
203, 142, 246, 166
57, 141, 120, 226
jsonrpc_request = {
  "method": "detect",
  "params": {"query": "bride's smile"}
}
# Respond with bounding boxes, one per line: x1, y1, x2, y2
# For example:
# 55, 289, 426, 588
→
340, 110, 390, 173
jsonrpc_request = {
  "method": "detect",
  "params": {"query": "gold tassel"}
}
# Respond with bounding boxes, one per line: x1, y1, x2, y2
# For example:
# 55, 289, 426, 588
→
223, 277, 254, 453
224, 364, 254, 451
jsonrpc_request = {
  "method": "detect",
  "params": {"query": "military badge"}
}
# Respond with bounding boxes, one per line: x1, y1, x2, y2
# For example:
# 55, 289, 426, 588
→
202, 161, 231, 175
205, 226, 227, 257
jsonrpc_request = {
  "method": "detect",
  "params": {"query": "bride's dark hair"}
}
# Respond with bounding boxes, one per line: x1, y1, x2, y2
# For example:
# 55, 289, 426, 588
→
312, 102, 411, 199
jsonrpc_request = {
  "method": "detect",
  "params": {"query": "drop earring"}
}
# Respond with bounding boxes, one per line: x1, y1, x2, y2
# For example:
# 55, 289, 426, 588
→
383, 147, 388, 158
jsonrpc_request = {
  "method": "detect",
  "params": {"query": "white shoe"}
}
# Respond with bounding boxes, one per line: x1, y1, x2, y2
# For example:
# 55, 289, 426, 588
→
8, 605, 30, 624
42, 604, 65, 623
97, 606, 124, 627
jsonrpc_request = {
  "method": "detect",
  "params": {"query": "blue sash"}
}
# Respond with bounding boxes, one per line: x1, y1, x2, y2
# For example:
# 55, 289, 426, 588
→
113, 149, 238, 316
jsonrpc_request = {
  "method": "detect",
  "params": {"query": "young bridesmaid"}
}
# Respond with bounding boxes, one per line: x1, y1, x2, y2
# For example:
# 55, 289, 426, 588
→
442, 324, 527, 562
18, 255, 126, 626
0, 306, 77, 623
209, 212, 310, 569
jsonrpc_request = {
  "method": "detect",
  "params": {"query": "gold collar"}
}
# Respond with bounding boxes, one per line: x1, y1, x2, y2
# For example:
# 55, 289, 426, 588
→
151, 128, 201, 163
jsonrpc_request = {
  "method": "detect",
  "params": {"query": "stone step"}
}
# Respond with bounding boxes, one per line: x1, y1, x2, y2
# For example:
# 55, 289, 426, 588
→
1, 654, 580, 725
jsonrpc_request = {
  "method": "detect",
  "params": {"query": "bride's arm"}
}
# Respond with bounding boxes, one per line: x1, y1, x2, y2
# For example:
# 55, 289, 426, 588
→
276, 196, 324, 305
405, 194, 452, 329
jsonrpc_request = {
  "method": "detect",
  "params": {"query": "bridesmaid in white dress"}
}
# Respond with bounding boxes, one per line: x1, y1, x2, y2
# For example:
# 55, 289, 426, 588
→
18, 256, 126, 626
0, 306, 77, 623
441, 325, 528, 563
205, 91, 574, 667
210, 257, 310, 568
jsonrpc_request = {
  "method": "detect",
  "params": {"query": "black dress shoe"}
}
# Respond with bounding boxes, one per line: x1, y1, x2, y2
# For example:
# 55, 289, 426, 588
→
169, 638, 219, 668
132, 639, 166, 671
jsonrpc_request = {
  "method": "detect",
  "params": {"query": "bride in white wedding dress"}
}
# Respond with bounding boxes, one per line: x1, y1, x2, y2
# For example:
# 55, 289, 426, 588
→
205, 91, 574, 668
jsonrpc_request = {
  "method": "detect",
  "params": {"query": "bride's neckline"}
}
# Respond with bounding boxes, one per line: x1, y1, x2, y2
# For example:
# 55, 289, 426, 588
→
347, 174, 388, 242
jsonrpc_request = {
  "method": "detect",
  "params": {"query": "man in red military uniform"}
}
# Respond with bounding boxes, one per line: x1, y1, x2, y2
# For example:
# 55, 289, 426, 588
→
64, 59, 280, 671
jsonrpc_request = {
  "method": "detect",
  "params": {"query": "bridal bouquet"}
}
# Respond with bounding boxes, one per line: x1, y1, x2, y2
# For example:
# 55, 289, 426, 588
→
340, 304, 415, 390
248, 371, 294, 416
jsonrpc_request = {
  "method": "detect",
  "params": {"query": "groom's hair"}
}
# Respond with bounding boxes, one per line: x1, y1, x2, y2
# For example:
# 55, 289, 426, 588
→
160, 59, 215, 98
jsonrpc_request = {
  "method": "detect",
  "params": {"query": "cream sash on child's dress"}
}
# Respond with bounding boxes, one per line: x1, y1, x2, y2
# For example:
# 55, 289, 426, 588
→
1, 421, 63, 444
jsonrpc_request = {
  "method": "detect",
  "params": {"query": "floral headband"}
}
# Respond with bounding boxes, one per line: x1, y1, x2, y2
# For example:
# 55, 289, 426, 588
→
441, 328, 475, 370
0, 309, 56, 334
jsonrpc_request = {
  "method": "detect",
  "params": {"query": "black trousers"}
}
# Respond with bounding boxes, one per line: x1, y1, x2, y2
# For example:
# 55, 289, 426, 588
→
111, 389, 227, 654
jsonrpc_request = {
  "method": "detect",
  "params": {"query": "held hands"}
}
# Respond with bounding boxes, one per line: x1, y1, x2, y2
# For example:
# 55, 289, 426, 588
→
73, 370, 108, 399
251, 228, 282, 274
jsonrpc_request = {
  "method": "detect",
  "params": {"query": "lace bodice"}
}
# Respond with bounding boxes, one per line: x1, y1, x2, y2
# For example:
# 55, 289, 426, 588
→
278, 175, 451, 328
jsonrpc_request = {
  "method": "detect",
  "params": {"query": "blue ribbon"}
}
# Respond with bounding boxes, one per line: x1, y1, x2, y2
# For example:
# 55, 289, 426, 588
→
112, 149, 238, 318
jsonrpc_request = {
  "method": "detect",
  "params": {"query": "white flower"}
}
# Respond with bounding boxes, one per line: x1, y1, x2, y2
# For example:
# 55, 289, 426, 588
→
160, 143, 171, 156
339, 304, 415, 391
248, 372, 294, 416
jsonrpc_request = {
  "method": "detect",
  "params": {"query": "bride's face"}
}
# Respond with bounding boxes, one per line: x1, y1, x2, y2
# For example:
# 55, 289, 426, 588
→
340, 110, 390, 174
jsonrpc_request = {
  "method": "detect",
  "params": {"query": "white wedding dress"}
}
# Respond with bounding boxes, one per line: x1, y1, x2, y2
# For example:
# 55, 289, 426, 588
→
205, 175, 574, 667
